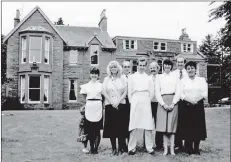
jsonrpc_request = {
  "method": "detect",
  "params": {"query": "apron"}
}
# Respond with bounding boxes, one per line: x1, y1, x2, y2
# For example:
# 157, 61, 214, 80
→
129, 91, 154, 131
85, 100, 102, 122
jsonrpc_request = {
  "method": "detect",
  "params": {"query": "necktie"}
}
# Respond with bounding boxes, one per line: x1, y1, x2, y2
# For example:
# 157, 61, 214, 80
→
180, 70, 183, 80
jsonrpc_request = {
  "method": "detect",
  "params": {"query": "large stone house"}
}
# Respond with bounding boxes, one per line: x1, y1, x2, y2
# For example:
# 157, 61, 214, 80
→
112, 31, 207, 77
3, 6, 207, 110
3, 6, 116, 109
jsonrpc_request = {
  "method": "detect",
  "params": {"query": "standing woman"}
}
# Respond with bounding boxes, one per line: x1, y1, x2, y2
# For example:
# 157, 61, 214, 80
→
102, 60, 127, 155
155, 59, 180, 155
80, 67, 103, 154
180, 61, 208, 155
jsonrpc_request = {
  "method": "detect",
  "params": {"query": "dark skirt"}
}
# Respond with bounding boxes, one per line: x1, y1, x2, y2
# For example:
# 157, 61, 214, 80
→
84, 117, 103, 135
103, 103, 130, 138
178, 100, 207, 141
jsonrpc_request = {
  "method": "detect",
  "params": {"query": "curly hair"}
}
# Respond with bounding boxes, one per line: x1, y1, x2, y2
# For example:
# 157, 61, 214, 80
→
106, 60, 123, 78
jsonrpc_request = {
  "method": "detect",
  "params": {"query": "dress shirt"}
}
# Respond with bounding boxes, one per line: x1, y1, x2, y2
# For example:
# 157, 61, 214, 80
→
102, 76, 127, 105
80, 81, 103, 100
171, 69, 188, 80
180, 76, 208, 103
155, 72, 181, 106
150, 74, 158, 102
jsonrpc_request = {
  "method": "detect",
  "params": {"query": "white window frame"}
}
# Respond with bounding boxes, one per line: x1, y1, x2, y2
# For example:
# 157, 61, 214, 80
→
29, 36, 42, 63
90, 45, 99, 66
20, 75, 26, 103
69, 50, 78, 65
153, 42, 167, 51
44, 37, 50, 64
69, 79, 78, 102
21, 37, 27, 64
123, 40, 137, 50
28, 75, 41, 104
181, 43, 193, 53
44, 75, 49, 103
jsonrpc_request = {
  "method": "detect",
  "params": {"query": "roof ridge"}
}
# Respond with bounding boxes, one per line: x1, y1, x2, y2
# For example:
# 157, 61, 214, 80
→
54, 25, 100, 29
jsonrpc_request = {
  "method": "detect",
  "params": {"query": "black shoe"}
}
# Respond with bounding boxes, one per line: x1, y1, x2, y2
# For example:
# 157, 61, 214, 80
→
128, 150, 136, 155
123, 147, 128, 153
194, 150, 200, 155
155, 146, 164, 151
148, 150, 155, 155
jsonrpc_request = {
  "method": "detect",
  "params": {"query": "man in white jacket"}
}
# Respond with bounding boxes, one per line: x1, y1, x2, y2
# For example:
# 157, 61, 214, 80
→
127, 57, 154, 155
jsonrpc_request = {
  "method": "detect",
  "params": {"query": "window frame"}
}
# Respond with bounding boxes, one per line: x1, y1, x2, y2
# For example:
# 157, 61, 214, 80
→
90, 45, 99, 66
153, 41, 167, 51
20, 75, 26, 103
123, 39, 137, 50
21, 36, 27, 64
68, 79, 78, 102
44, 37, 50, 64
181, 43, 193, 53
28, 75, 41, 104
69, 50, 79, 65
29, 36, 42, 63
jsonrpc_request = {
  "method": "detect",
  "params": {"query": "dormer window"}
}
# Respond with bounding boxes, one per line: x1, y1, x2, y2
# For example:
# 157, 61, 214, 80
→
181, 43, 193, 53
153, 42, 167, 51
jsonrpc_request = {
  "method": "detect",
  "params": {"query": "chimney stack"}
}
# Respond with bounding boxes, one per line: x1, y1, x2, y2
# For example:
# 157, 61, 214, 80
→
14, 9, 20, 28
179, 28, 191, 41
98, 9, 107, 32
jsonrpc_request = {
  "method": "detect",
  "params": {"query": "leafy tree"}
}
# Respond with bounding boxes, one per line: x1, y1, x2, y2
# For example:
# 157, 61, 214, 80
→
54, 17, 64, 25
1, 34, 7, 84
209, 1, 231, 49
199, 34, 221, 64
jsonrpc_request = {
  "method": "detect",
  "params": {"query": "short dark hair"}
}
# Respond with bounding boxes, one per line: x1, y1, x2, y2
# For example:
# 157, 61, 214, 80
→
90, 67, 100, 75
185, 61, 197, 69
163, 59, 173, 70
137, 57, 147, 65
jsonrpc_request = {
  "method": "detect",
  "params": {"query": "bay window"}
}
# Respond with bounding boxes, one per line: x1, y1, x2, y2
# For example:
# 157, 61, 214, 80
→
44, 76, 49, 103
29, 76, 41, 103
29, 36, 42, 63
21, 37, 27, 63
44, 37, 50, 64
20, 75, 26, 103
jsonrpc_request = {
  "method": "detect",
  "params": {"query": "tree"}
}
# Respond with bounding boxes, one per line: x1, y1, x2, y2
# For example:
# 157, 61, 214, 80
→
54, 17, 64, 25
209, 1, 231, 49
1, 34, 7, 84
199, 34, 221, 64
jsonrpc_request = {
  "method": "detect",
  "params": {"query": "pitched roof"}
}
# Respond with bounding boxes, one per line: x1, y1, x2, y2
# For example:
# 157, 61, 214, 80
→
55, 25, 116, 48
3, 6, 66, 44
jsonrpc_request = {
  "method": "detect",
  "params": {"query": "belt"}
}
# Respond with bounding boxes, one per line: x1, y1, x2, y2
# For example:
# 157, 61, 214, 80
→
161, 93, 175, 96
87, 99, 101, 101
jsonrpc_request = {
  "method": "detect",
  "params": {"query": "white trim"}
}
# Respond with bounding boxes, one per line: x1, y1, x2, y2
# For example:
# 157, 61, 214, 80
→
21, 37, 27, 64
87, 35, 103, 46
29, 36, 42, 63
44, 75, 49, 103
90, 45, 99, 66
44, 37, 50, 64
153, 41, 167, 51
20, 75, 26, 103
123, 39, 137, 50
28, 75, 41, 104
68, 79, 78, 102
181, 43, 193, 53
3, 6, 66, 44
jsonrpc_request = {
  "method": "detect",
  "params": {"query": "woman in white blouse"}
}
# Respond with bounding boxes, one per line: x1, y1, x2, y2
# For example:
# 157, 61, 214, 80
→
180, 61, 208, 155
80, 67, 103, 154
155, 59, 180, 156
102, 60, 127, 155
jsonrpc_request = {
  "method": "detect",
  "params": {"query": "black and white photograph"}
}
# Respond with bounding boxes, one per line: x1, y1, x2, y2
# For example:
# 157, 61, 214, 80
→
1, 1, 230, 162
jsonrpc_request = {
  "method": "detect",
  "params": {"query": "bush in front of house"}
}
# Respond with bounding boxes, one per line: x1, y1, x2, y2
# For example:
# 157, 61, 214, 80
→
1, 97, 24, 111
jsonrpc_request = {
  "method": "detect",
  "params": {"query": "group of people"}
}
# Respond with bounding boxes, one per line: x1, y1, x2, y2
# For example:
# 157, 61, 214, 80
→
77, 56, 208, 156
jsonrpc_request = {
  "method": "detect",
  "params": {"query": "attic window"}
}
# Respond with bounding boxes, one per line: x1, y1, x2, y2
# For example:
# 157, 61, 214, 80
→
90, 45, 99, 66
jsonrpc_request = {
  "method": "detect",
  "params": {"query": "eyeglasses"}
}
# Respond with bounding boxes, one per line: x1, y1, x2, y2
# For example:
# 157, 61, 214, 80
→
123, 66, 130, 68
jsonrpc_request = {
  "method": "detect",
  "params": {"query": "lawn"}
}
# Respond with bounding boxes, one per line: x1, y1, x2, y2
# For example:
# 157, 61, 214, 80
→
1, 108, 230, 162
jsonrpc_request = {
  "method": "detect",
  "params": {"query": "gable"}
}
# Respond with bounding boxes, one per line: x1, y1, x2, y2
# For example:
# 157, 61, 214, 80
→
3, 6, 66, 44
87, 36, 103, 46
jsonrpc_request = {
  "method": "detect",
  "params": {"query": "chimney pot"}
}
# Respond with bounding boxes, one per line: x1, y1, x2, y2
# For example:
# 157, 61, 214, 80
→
14, 9, 20, 27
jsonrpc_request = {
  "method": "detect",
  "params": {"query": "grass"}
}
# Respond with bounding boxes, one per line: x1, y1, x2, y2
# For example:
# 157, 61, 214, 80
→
1, 108, 230, 162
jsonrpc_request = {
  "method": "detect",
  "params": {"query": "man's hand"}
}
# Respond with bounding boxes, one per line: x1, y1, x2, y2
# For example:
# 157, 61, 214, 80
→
168, 103, 175, 111
163, 104, 169, 111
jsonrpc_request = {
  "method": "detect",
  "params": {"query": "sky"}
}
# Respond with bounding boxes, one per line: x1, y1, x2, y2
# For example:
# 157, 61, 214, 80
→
1, 2, 226, 46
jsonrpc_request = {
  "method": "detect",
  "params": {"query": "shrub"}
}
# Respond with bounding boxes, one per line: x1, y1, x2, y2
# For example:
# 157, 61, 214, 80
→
1, 97, 24, 111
